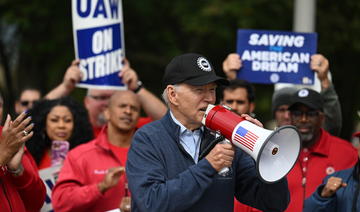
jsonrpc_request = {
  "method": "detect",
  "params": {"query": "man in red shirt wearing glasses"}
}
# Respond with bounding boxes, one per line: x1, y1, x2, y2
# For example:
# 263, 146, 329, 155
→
285, 88, 357, 211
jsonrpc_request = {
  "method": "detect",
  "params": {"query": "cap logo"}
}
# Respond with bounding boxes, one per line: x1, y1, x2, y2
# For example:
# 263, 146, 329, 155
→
197, 57, 212, 72
298, 89, 309, 98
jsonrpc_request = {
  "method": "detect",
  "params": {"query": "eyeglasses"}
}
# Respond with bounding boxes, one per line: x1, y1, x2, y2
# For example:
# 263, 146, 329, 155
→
88, 95, 111, 101
20, 100, 38, 107
290, 110, 320, 119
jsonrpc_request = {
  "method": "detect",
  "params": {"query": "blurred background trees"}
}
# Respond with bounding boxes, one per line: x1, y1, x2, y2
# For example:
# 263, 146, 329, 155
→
0, 0, 359, 139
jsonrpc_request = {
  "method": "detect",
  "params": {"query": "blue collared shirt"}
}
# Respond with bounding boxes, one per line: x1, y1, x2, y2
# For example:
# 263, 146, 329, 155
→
170, 112, 203, 163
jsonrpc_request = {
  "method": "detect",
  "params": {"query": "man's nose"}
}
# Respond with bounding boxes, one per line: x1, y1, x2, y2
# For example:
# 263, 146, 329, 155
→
124, 106, 132, 114
284, 110, 290, 119
101, 101, 110, 108
104, 100, 110, 105
229, 101, 238, 110
204, 93, 215, 103
299, 113, 309, 122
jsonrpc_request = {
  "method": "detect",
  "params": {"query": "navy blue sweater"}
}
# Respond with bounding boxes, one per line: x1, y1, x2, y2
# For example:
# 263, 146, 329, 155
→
126, 111, 290, 212
304, 161, 360, 212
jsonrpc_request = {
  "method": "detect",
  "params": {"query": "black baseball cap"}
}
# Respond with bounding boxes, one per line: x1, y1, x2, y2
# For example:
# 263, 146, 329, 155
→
271, 87, 297, 115
163, 53, 229, 87
288, 88, 324, 111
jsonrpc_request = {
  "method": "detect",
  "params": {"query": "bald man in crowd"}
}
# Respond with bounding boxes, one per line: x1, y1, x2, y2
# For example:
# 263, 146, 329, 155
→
52, 90, 139, 212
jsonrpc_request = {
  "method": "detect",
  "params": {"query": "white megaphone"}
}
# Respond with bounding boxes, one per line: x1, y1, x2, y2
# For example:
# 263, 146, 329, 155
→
202, 104, 301, 183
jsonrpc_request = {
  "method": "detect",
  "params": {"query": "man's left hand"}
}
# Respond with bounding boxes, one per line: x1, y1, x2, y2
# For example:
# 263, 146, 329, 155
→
118, 59, 139, 91
310, 54, 330, 89
240, 114, 263, 128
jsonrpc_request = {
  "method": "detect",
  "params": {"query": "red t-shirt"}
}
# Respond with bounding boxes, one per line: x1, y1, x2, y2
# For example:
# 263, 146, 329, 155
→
108, 143, 129, 167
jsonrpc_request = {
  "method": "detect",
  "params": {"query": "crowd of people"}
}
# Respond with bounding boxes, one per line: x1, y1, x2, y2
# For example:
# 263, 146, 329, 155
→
0, 51, 359, 212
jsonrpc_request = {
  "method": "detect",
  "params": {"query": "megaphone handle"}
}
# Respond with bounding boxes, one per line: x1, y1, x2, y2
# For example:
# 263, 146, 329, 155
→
199, 135, 225, 160
218, 139, 231, 176
218, 167, 230, 176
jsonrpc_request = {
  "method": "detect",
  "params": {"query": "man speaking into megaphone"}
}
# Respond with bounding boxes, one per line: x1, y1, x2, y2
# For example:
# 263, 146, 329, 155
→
127, 53, 290, 212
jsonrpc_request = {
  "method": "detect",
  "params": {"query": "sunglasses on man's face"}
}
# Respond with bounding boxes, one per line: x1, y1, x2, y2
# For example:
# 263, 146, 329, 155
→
20, 100, 38, 107
290, 110, 320, 119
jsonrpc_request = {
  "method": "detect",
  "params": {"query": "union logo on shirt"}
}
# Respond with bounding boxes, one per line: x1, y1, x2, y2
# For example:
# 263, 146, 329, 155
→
326, 166, 335, 175
94, 169, 108, 175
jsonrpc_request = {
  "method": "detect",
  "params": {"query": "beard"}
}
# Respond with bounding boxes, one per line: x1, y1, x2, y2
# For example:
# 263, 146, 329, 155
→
294, 122, 316, 147
300, 132, 314, 142
299, 131, 316, 148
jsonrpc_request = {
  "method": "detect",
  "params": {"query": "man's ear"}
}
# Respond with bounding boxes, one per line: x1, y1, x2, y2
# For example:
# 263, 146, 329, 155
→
167, 85, 179, 106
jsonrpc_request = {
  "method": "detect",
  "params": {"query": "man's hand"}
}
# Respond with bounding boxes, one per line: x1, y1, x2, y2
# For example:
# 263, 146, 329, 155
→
310, 54, 330, 89
222, 53, 242, 80
205, 114, 263, 172
97, 167, 125, 194
320, 176, 346, 198
206, 142, 235, 172
63, 59, 83, 91
240, 114, 264, 128
118, 59, 139, 91
119, 196, 131, 212
44, 59, 83, 99
0, 113, 33, 166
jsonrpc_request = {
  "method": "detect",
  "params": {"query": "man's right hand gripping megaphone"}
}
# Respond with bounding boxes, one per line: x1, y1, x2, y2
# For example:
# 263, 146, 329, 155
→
201, 104, 301, 183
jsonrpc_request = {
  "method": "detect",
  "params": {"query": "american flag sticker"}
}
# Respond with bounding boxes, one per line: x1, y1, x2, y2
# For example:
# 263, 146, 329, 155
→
233, 126, 259, 151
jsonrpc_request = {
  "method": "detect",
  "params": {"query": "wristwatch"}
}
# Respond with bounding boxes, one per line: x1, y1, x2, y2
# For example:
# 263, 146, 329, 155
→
133, 81, 143, 93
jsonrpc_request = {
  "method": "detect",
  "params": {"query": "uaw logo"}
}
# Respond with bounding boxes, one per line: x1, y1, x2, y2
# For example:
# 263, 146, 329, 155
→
326, 166, 335, 175
298, 89, 309, 98
197, 57, 212, 72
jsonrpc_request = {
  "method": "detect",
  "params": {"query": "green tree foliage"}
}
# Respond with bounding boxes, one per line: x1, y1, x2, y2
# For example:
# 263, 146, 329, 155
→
0, 0, 359, 138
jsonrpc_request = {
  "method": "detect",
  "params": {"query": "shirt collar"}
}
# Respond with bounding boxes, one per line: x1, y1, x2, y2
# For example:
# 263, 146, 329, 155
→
307, 128, 329, 156
169, 111, 203, 134
94, 125, 111, 151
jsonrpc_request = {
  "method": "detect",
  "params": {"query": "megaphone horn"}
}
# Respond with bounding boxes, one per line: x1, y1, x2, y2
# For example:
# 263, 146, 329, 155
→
202, 104, 301, 183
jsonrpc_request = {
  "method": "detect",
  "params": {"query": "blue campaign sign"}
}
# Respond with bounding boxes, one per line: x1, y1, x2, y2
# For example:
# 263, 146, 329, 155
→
77, 24, 121, 58
72, 0, 125, 89
236, 29, 317, 85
